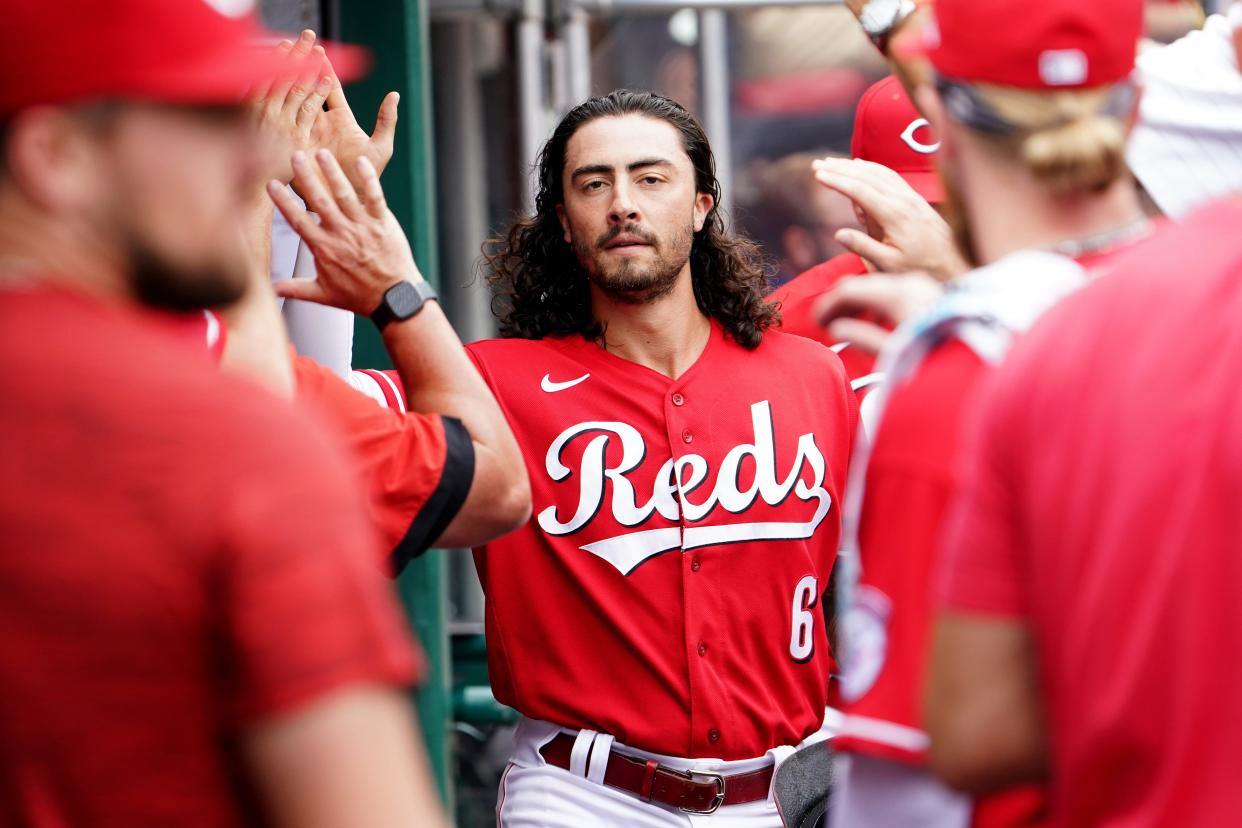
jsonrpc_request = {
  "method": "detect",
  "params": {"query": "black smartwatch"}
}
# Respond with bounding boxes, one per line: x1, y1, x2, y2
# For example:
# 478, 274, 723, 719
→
370, 280, 438, 330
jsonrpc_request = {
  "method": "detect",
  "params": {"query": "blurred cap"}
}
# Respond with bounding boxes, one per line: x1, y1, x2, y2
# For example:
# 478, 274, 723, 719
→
0, 0, 369, 116
850, 75, 943, 204
913, 0, 1142, 89
1127, 6, 1242, 217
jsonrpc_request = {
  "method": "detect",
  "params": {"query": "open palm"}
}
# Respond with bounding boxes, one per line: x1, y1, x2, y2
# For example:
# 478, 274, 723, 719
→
306, 62, 400, 194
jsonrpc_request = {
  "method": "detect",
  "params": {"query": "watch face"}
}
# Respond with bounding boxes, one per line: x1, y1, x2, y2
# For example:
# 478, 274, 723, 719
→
386, 281, 423, 319
860, 0, 899, 32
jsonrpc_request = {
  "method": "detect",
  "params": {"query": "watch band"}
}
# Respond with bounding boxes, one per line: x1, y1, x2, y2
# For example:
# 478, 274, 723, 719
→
370, 280, 438, 330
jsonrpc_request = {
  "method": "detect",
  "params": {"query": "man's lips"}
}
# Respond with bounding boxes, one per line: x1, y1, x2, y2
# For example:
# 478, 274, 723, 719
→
603, 235, 652, 251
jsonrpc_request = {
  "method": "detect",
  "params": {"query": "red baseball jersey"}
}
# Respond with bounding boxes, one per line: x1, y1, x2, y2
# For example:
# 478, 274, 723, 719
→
465, 321, 858, 759
768, 253, 880, 385
0, 285, 418, 826
940, 201, 1242, 828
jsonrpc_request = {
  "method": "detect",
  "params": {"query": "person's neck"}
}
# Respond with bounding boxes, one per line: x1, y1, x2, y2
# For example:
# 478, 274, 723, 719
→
0, 202, 130, 301
962, 167, 1147, 267
591, 267, 712, 380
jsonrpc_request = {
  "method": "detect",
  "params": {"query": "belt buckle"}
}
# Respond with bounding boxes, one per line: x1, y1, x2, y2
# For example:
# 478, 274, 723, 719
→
676, 769, 726, 815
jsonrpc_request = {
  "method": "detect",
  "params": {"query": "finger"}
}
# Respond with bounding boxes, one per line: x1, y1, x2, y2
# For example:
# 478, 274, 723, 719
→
290, 28, 316, 58
267, 178, 326, 243
274, 277, 332, 305
282, 45, 326, 120
835, 228, 904, 272
249, 39, 293, 108
290, 151, 344, 224
826, 318, 892, 355
323, 56, 349, 110
814, 167, 903, 221
372, 91, 400, 148
267, 30, 316, 114
356, 156, 389, 220
812, 276, 906, 326
316, 148, 365, 220
296, 72, 333, 132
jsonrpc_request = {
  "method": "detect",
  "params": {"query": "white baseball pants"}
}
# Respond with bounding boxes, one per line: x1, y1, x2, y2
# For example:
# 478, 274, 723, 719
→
496, 717, 832, 828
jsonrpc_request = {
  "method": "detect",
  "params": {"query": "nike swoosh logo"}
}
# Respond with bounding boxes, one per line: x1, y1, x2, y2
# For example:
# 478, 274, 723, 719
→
541, 372, 590, 393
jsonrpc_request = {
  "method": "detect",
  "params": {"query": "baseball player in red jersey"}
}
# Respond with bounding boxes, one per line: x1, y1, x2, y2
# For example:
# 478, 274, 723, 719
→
928, 199, 1242, 828
828, 0, 1153, 826
458, 90, 858, 825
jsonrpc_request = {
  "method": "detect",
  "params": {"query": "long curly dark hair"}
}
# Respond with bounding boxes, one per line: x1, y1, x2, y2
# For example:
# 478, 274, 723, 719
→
483, 90, 778, 349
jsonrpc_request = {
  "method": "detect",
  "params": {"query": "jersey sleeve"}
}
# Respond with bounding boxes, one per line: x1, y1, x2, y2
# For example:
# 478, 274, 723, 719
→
935, 370, 1029, 618
218, 408, 422, 722
294, 356, 475, 575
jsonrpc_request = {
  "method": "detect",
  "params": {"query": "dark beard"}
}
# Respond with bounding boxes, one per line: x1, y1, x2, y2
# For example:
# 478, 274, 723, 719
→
575, 222, 693, 305
129, 240, 248, 312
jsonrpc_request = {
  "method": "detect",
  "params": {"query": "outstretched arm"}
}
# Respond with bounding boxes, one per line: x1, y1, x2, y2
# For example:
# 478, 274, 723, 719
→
270, 150, 531, 548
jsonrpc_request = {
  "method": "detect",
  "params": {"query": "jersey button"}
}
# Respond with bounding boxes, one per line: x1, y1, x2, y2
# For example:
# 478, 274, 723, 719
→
708, 728, 720, 743
698, 641, 707, 657
690, 557, 701, 572
681, 429, 693, 444
671, 392, 685, 406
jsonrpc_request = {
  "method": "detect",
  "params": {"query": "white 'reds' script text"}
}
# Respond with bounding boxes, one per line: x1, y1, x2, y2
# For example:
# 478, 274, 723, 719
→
537, 401, 832, 574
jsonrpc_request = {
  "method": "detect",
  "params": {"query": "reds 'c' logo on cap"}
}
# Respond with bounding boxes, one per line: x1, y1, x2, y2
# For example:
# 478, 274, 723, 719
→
899, 118, 940, 155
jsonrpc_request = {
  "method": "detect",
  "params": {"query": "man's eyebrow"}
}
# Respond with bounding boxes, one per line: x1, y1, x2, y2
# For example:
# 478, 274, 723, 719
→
570, 164, 614, 180
569, 158, 674, 179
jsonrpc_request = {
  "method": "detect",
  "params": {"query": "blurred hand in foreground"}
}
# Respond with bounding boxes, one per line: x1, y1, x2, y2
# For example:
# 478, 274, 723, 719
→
813, 271, 943, 355
812, 157, 969, 282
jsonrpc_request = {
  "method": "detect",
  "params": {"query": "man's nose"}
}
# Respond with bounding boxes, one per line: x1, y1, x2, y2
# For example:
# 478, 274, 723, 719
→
607, 181, 640, 224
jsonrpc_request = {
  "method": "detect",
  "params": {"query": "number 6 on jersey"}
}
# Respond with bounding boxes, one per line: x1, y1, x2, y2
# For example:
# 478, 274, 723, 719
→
789, 574, 818, 662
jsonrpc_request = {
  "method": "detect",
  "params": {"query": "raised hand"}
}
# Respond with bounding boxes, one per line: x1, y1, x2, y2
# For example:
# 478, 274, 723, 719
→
249, 30, 332, 186
268, 149, 422, 316
307, 56, 400, 192
812, 157, 969, 282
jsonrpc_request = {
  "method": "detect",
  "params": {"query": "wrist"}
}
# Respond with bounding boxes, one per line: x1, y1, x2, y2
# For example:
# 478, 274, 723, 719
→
370, 279, 438, 331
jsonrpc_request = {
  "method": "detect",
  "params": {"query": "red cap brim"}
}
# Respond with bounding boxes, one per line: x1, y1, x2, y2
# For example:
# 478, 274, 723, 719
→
120, 38, 371, 107
899, 169, 945, 204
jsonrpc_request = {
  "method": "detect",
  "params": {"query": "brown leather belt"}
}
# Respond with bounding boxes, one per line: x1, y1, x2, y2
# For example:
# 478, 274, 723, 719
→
539, 732, 774, 815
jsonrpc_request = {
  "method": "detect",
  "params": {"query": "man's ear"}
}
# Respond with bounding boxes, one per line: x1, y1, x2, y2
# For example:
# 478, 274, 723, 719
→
693, 192, 714, 233
555, 203, 572, 244
6, 107, 106, 212
782, 226, 815, 272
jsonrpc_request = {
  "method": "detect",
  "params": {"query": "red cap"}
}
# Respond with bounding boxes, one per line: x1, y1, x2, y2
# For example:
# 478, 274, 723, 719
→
0, 0, 369, 115
919, 0, 1142, 89
851, 75, 943, 204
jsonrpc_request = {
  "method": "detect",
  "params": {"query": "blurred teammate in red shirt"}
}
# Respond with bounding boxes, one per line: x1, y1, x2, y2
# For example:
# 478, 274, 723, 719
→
0, 1, 447, 825
828, 0, 1152, 826
929, 202, 1242, 827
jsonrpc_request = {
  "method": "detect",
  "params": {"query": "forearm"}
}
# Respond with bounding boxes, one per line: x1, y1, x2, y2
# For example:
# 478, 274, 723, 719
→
926, 613, 1049, 792
219, 194, 296, 397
